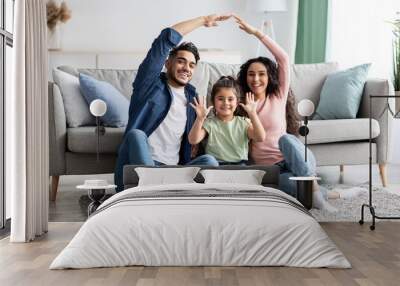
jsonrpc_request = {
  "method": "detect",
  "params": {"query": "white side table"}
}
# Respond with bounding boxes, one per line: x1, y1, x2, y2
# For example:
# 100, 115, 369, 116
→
289, 176, 321, 210
77, 182, 116, 216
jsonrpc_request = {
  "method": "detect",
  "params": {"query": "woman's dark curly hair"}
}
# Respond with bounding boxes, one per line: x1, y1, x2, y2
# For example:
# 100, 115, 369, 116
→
237, 57, 299, 135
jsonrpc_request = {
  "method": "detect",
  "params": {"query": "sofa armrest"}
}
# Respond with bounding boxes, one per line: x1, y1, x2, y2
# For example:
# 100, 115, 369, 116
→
358, 78, 394, 163
48, 82, 67, 175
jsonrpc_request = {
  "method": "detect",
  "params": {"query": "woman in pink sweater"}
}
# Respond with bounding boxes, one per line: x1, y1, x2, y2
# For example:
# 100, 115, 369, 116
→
234, 15, 339, 211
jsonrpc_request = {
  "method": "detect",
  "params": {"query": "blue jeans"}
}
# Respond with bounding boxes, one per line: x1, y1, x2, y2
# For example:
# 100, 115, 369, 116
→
276, 134, 326, 198
114, 129, 219, 192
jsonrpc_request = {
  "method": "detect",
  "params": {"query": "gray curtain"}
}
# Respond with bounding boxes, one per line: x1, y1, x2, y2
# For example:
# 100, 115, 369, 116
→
8, 0, 49, 242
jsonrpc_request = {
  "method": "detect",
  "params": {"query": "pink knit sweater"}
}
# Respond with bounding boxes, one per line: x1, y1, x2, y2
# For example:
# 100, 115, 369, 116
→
251, 93, 287, 165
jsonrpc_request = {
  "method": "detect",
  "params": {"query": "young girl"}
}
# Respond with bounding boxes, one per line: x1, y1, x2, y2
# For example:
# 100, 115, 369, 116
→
188, 76, 266, 165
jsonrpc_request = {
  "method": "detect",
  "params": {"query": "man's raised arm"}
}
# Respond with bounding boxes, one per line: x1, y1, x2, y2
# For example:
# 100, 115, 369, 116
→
132, 14, 232, 97
172, 14, 231, 36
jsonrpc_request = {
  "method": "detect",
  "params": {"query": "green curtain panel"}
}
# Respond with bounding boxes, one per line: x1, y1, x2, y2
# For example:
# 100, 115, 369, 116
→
295, 0, 328, 64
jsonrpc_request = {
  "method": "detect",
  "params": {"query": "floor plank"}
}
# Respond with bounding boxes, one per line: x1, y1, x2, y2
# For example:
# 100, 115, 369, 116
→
1, 222, 400, 285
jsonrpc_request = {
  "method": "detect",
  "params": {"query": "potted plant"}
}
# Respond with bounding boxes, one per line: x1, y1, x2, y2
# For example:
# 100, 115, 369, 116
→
390, 13, 400, 112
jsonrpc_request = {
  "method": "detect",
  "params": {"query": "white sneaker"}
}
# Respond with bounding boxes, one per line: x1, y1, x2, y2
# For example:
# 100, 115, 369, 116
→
312, 190, 338, 212
333, 187, 364, 199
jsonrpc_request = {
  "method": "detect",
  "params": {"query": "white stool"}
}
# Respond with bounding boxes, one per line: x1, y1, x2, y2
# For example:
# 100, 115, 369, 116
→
77, 180, 116, 216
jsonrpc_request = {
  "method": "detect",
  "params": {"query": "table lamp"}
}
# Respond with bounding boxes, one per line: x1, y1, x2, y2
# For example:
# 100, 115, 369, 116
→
297, 99, 315, 162
89, 99, 107, 162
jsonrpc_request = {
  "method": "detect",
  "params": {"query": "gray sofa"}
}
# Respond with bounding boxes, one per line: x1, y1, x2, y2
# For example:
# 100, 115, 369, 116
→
48, 62, 393, 200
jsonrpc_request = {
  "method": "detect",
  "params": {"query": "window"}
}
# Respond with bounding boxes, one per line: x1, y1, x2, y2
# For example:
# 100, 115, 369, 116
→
5, 0, 13, 33
0, 0, 14, 231
326, 0, 400, 78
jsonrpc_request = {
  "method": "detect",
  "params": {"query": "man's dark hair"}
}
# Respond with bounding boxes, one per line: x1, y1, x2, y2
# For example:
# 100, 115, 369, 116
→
169, 42, 200, 63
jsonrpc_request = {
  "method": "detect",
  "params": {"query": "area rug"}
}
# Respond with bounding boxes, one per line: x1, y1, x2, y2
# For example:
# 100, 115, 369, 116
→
311, 184, 400, 222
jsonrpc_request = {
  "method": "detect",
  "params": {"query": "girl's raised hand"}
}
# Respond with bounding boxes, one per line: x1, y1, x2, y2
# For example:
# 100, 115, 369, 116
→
233, 14, 257, 35
189, 96, 213, 120
239, 92, 259, 116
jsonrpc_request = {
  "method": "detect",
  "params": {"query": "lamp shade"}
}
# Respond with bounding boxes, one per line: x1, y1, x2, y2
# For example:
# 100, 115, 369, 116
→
246, 0, 287, 13
90, 99, 107, 117
297, 99, 315, 117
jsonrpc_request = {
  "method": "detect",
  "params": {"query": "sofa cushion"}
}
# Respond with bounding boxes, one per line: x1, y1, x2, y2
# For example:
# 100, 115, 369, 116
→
304, 118, 380, 144
206, 62, 241, 93
313, 63, 371, 119
57, 65, 137, 99
68, 127, 125, 153
290, 62, 338, 108
57, 62, 338, 110
79, 73, 129, 127
52, 69, 96, 127
189, 61, 211, 99
67, 119, 380, 153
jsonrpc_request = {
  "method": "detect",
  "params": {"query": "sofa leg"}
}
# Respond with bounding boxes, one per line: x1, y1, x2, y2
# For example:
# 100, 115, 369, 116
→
338, 165, 344, 184
50, 175, 60, 202
378, 164, 388, 187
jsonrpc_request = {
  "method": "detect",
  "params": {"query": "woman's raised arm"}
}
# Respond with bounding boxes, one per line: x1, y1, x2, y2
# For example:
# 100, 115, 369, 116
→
234, 15, 290, 98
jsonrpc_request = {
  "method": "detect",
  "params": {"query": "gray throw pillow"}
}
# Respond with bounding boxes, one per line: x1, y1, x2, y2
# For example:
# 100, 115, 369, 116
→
57, 66, 137, 100
53, 69, 95, 127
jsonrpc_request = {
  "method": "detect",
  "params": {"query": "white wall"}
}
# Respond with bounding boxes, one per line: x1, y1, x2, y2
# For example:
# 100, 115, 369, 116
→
58, 0, 298, 61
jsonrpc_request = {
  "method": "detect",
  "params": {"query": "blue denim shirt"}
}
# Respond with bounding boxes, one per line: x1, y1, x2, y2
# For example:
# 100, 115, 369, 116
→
123, 27, 197, 164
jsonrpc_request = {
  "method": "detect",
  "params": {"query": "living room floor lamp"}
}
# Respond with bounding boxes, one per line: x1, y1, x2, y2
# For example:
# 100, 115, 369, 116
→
246, 0, 288, 56
289, 99, 318, 210
89, 99, 107, 162
297, 99, 315, 162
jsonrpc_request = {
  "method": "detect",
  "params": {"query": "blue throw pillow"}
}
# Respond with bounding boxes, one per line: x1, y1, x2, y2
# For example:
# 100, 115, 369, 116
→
313, 63, 371, 119
79, 73, 129, 127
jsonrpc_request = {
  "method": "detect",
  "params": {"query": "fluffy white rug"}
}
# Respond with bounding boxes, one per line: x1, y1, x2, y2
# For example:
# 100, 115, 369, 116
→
311, 184, 400, 222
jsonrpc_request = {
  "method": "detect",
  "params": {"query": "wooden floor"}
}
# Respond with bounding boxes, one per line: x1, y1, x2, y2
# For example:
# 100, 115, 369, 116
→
0, 164, 399, 286
1, 221, 400, 286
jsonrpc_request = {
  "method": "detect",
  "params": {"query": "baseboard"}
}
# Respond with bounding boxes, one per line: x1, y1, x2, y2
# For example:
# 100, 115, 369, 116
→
0, 218, 11, 239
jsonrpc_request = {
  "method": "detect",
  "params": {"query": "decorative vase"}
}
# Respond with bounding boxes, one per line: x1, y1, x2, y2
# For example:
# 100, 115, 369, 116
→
47, 25, 61, 51
396, 90, 400, 115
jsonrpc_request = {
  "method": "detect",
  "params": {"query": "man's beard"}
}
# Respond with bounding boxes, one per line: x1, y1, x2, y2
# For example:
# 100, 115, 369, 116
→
167, 70, 189, 87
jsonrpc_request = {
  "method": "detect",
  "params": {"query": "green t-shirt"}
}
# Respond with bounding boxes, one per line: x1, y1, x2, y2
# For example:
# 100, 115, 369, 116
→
203, 116, 250, 163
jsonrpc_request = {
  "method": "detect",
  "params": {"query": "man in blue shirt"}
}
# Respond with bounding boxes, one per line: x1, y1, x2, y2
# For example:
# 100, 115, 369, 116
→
115, 15, 230, 192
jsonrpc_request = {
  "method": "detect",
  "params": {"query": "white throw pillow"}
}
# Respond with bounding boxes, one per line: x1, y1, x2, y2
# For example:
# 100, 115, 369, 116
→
53, 68, 95, 127
200, 169, 266, 185
135, 167, 201, 186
